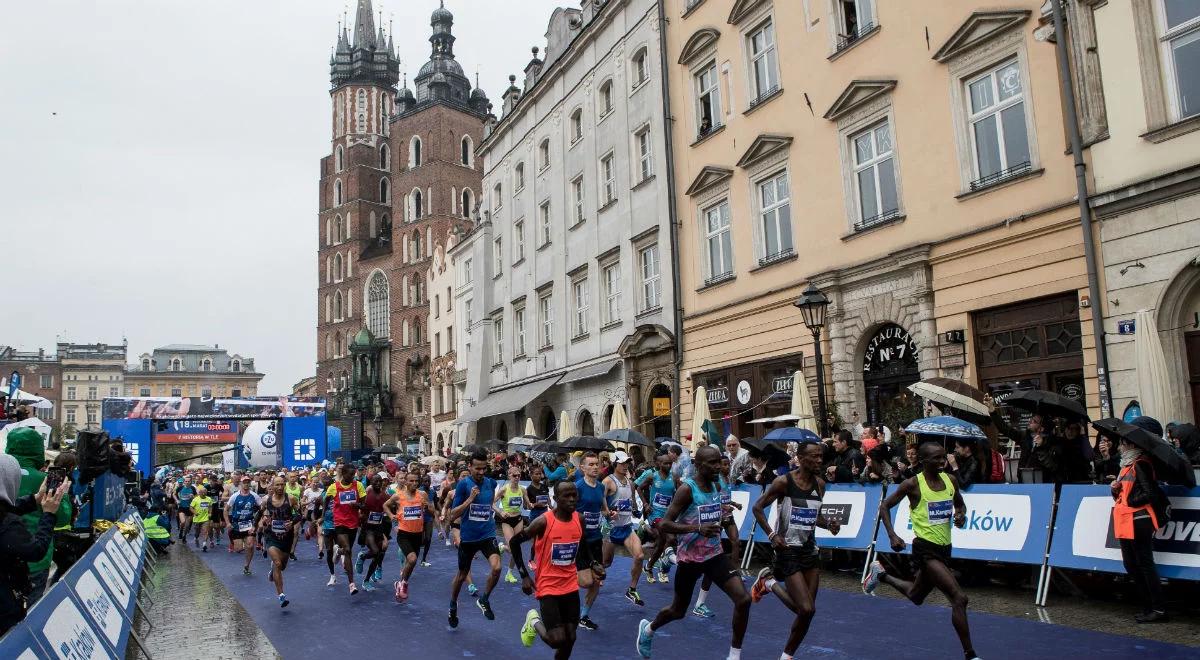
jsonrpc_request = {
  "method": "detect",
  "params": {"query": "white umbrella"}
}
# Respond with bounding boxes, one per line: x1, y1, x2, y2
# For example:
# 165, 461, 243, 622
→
610, 403, 629, 431
690, 386, 710, 452
524, 418, 537, 438
1134, 309, 1182, 425
559, 410, 573, 439
790, 370, 819, 434
747, 416, 775, 424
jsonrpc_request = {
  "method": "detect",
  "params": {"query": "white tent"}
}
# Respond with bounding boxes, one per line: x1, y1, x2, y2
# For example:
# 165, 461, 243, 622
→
0, 417, 53, 453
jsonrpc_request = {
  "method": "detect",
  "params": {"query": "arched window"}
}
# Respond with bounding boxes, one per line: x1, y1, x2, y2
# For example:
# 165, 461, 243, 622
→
334, 253, 344, 281
412, 189, 423, 219
632, 48, 649, 87
402, 319, 411, 346
334, 180, 343, 206
141, 358, 151, 371
461, 135, 473, 166
409, 136, 423, 167
414, 317, 423, 344
356, 89, 367, 110
514, 162, 525, 190
598, 80, 613, 116
367, 271, 390, 338
231, 359, 242, 373
379, 178, 390, 203
412, 230, 422, 261
200, 358, 212, 372
579, 409, 595, 437
170, 358, 182, 372
325, 217, 332, 245
378, 94, 388, 133
356, 113, 366, 133
325, 334, 333, 360
379, 143, 390, 170
340, 369, 348, 389
335, 145, 345, 172
335, 215, 345, 242
380, 213, 391, 240
570, 108, 583, 142
493, 183, 502, 208
334, 331, 343, 358
334, 290, 343, 320
461, 189, 473, 218
325, 294, 331, 322
538, 139, 550, 170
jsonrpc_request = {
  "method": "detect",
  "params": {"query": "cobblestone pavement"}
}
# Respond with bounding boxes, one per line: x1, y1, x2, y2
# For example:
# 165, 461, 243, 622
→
127, 543, 280, 660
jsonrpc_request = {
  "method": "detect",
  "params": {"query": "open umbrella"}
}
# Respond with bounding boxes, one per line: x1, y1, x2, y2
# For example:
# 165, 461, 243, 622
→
602, 428, 654, 448
763, 426, 820, 444
790, 370, 819, 434
738, 436, 789, 456
904, 416, 987, 442
908, 378, 989, 418
558, 435, 615, 452
1006, 390, 1088, 421
419, 455, 445, 466
1093, 418, 1195, 487
690, 386, 710, 452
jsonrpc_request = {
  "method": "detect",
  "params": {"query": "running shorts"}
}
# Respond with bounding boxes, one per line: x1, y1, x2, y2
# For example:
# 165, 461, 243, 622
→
180, 508, 194, 518
674, 554, 737, 599
265, 534, 293, 553
457, 538, 499, 572
499, 514, 523, 528
333, 525, 358, 540
575, 539, 604, 571
358, 522, 392, 545
538, 591, 581, 630
911, 537, 952, 569
772, 546, 819, 579
609, 524, 633, 544
396, 530, 424, 558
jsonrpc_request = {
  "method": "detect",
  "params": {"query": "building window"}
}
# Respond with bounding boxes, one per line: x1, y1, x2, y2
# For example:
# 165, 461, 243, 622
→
493, 183, 503, 209
415, 395, 424, 414
356, 112, 366, 133
539, 293, 554, 348
66, 407, 76, 424
539, 139, 551, 171
703, 200, 734, 282
600, 153, 615, 205
514, 163, 525, 191
201, 386, 212, 398
334, 180, 343, 206
409, 136, 423, 167
571, 177, 584, 225
87, 386, 97, 400
757, 171, 793, 263
170, 358, 182, 372
639, 244, 661, 312
602, 263, 621, 325
414, 319, 423, 345
109, 386, 118, 397
232, 388, 242, 397
411, 189, 423, 219
514, 219, 525, 262
334, 290, 344, 319
367, 271, 390, 338
835, 0, 876, 51
572, 278, 589, 337
966, 60, 1031, 189
493, 316, 504, 366
539, 201, 552, 246
695, 62, 722, 138
87, 409, 97, 425
67, 386, 76, 400
462, 258, 473, 285
357, 88, 367, 110
851, 121, 899, 228
461, 135, 473, 166
461, 189, 473, 218
747, 18, 780, 105
1159, 1, 1200, 120
200, 358, 212, 372
632, 48, 649, 87
514, 305, 526, 357
335, 253, 344, 281
39, 375, 53, 388
139, 388, 150, 397
570, 109, 583, 143
598, 80, 614, 117
493, 238, 503, 275
141, 358, 151, 371
411, 230, 423, 261
635, 127, 653, 181
379, 143, 390, 170
463, 299, 474, 329
335, 145, 344, 172
171, 387, 182, 398
379, 178, 390, 203
335, 215, 345, 242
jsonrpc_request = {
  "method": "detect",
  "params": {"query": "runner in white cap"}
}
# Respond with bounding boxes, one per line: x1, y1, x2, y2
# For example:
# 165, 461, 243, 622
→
602, 451, 645, 606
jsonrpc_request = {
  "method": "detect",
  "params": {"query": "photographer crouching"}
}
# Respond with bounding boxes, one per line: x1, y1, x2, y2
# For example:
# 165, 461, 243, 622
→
0, 452, 71, 636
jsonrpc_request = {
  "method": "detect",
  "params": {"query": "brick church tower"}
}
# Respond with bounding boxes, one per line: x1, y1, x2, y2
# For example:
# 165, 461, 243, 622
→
317, 0, 488, 451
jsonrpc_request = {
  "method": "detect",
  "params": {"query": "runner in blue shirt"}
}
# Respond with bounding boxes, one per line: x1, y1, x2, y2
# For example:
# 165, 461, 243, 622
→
225, 477, 262, 576
447, 450, 501, 627
637, 450, 679, 584
574, 451, 611, 631
175, 475, 197, 542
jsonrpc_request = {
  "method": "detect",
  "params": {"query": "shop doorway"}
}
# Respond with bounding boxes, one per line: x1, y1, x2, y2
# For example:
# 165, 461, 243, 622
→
647, 383, 673, 439
862, 324, 921, 429
539, 407, 557, 441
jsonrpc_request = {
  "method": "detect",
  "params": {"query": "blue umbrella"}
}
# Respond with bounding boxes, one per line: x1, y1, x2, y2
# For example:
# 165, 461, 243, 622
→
904, 416, 986, 441
763, 427, 821, 443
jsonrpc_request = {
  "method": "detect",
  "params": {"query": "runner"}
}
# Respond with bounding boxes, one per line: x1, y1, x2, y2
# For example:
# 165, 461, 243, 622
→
511, 480, 604, 659
574, 451, 610, 631
636, 446, 751, 660
259, 476, 301, 608
437, 474, 458, 547
320, 475, 340, 586
441, 468, 478, 596
287, 474, 305, 559
357, 474, 391, 591
302, 478, 324, 553
526, 468, 551, 520
226, 476, 262, 575
208, 473, 225, 548
749, 440, 841, 659
692, 454, 744, 617
602, 451, 645, 606
863, 442, 981, 660
495, 466, 528, 584
418, 470, 437, 567
385, 470, 436, 602
189, 486, 214, 551
176, 474, 196, 542
447, 451, 501, 628
326, 463, 366, 595
636, 450, 678, 584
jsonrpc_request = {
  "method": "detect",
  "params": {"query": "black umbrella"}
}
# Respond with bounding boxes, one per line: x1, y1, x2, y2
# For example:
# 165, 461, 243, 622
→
738, 436, 788, 457
1093, 418, 1195, 487
530, 442, 571, 454
558, 435, 616, 452
1007, 390, 1088, 421
601, 428, 654, 448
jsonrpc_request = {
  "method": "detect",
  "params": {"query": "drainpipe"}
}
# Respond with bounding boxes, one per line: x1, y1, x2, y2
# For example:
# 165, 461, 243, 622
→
1050, 0, 1113, 418
657, 0, 686, 438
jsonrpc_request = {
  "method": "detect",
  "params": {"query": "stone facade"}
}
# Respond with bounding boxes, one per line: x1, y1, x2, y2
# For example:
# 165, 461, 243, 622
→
0, 346, 60, 421
124, 344, 263, 399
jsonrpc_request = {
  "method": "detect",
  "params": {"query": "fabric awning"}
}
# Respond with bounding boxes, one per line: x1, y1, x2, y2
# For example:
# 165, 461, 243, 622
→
454, 374, 563, 425
558, 359, 619, 386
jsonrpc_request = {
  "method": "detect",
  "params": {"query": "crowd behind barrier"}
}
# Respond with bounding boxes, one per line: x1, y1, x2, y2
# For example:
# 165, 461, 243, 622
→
0, 510, 151, 660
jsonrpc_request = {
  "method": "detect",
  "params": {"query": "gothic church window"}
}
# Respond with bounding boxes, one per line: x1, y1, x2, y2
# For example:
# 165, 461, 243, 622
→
368, 271, 390, 338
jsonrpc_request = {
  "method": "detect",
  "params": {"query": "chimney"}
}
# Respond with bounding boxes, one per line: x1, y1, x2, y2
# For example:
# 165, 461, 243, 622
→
501, 75, 521, 116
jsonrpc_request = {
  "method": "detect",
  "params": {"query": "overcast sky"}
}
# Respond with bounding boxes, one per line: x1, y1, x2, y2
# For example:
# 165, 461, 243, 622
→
0, 0, 564, 393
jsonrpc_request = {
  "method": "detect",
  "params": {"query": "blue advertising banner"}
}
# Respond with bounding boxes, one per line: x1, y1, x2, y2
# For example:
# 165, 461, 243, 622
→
873, 483, 1055, 565
735, 484, 883, 549
281, 416, 327, 468
0, 624, 47, 660
100, 418, 153, 480
24, 581, 115, 660
1048, 485, 1200, 581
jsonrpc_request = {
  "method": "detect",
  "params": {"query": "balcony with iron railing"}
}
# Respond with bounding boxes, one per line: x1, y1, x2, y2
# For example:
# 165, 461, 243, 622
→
757, 248, 795, 268
853, 208, 903, 233
969, 161, 1032, 192
834, 20, 878, 54
703, 271, 735, 288
747, 85, 782, 111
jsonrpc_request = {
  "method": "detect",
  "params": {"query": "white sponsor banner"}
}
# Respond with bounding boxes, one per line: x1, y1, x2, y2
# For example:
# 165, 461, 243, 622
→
41, 597, 106, 660
72, 571, 122, 648
1070, 495, 1200, 569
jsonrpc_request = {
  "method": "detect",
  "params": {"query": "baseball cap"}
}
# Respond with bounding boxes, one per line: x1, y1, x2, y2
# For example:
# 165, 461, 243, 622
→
613, 450, 632, 464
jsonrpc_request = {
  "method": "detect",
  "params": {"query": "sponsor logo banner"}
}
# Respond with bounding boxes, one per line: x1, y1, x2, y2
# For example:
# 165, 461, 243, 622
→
103, 396, 326, 420
154, 419, 237, 444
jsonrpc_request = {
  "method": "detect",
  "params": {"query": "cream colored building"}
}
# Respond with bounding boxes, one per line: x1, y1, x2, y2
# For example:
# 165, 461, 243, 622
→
430, 226, 461, 455
124, 345, 263, 400
1088, 0, 1200, 424
666, 0, 1102, 438
58, 342, 127, 437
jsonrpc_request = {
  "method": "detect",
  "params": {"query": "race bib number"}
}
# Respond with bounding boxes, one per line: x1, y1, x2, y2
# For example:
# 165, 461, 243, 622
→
237, 521, 253, 533
720, 491, 731, 505
582, 511, 601, 530
534, 495, 549, 506
338, 490, 357, 504
614, 499, 632, 513
697, 503, 721, 525
199, 501, 210, 509
270, 520, 288, 535
550, 542, 578, 566
468, 503, 493, 523
652, 492, 672, 509
789, 507, 818, 530
508, 496, 523, 509
367, 511, 384, 525
403, 505, 422, 521
927, 500, 953, 525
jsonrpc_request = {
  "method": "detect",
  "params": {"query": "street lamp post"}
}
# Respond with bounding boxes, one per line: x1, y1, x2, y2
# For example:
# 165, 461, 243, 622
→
794, 284, 832, 438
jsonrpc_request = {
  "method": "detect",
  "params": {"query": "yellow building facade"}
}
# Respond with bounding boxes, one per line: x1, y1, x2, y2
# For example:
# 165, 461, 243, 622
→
123, 345, 263, 400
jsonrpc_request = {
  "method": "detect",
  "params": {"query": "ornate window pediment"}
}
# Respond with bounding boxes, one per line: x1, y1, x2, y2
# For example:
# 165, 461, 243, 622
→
684, 165, 733, 197
727, 0, 769, 25
735, 134, 792, 168
823, 80, 897, 121
932, 10, 1031, 63
678, 28, 720, 66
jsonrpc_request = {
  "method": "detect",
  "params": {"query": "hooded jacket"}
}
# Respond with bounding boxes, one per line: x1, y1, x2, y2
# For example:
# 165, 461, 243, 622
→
0, 453, 57, 635
5, 427, 70, 574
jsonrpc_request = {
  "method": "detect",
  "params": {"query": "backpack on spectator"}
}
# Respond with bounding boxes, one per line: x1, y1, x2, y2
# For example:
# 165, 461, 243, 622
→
989, 449, 1006, 483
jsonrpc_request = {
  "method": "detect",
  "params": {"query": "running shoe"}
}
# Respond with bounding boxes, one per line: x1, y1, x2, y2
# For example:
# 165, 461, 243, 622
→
327, 574, 337, 586
476, 597, 495, 620
333, 546, 342, 563
201, 544, 208, 553
444, 537, 452, 546
665, 547, 677, 565
349, 582, 359, 596
497, 541, 507, 554
692, 603, 714, 618
751, 567, 773, 603
645, 562, 657, 583
625, 588, 644, 606
636, 618, 653, 658
289, 552, 297, 561
467, 583, 479, 597
578, 616, 598, 631
355, 551, 366, 575
657, 568, 669, 584
278, 593, 289, 608
420, 560, 432, 567
862, 560, 885, 596
398, 580, 409, 601
448, 606, 459, 629
318, 551, 324, 560
364, 578, 378, 592
373, 567, 383, 582
505, 570, 518, 584
520, 608, 540, 648
243, 567, 252, 576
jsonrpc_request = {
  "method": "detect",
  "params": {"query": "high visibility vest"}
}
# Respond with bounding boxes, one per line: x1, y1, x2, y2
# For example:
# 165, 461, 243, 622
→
143, 516, 171, 541
1112, 459, 1159, 540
